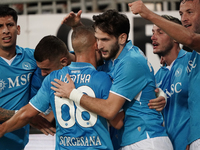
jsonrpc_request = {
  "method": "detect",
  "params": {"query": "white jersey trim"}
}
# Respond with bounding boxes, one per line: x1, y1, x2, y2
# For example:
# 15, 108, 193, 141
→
29, 102, 43, 113
1, 55, 17, 65
110, 90, 132, 102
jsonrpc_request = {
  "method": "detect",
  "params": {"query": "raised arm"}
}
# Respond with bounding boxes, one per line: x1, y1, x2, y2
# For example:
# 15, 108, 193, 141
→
62, 10, 83, 30
128, 0, 200, 52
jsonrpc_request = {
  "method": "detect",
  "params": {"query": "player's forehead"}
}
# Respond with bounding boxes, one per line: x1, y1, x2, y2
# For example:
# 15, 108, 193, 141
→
0, 16, 15, 24
152, 25, 162, 32
180, 0, 200, 11
36, 59, 53, 69
181, 0, 198, 4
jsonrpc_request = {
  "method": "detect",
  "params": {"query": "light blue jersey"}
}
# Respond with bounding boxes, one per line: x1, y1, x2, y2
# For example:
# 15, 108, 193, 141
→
30, 67, 44, 99
30, 62, 114, 150
187, 50, 200, 144
155, 49, 191, 150
100, 41, 167, 147
0, 45, 38, 150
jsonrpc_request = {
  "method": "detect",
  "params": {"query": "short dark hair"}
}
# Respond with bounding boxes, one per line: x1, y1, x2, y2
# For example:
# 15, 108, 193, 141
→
0, 6, 18, 23
34, 35, 69, 62
161, 15, 182, 25
93, 9, 130, 40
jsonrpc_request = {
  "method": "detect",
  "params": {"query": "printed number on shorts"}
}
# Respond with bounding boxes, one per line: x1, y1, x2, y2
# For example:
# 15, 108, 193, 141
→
55, 85, 97, 128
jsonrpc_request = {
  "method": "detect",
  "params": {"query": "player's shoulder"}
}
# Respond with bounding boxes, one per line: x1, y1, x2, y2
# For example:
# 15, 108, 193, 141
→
125, 46, 147, 63
93, 70, 111, 81
16, 45, 35, 58
16, 45, 34, 52
179, 49, 192, 60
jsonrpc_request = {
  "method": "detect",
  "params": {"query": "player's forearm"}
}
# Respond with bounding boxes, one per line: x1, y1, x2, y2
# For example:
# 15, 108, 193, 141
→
80, 95, 118, 120
146, 11, 200, 51
109, 110, 124, 130
0, 107, 15, 122
4, 108, 32, 134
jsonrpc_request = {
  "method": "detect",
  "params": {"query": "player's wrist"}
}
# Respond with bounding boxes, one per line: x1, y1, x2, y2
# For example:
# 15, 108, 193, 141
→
15, 110, 18, 114
69, 89, 83, 105
157, 88, 167, 107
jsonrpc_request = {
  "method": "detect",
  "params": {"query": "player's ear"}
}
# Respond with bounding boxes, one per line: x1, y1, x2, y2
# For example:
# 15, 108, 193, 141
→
60, 57, 69, 67
118, 33, 127, 45
17, 25, 20, 35
94, 41, 98, 49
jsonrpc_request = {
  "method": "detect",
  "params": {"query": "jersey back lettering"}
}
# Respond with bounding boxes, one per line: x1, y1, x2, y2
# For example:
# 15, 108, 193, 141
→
30, 62, 113, 150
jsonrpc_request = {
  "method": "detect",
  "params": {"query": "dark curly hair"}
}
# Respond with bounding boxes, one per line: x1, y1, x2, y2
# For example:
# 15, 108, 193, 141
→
92, 9, 130, 41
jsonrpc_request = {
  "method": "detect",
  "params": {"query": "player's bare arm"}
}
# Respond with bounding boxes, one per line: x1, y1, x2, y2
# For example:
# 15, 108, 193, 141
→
0, 107, 15, 122
0, 105, 56, 135
128, 0, 200, 52
51, 74, 126, 120
29, 113, 56, 136
62, 10, 83, 30
109, 110, 124, 130
0, 104, 39, 138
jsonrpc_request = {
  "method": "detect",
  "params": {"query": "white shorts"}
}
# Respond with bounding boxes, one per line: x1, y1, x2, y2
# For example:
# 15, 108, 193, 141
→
119, 136, 173, 150
190, 139, 200, 150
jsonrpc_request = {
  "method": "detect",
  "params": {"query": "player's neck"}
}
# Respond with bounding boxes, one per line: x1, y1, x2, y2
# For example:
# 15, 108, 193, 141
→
0, 47, 16, 60
76, 54, 97, 69
163, 47, 180, 66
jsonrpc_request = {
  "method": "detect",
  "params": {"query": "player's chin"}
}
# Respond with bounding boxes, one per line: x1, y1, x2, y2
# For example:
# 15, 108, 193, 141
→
102, 55, 110, 60
153, 49, 160, 54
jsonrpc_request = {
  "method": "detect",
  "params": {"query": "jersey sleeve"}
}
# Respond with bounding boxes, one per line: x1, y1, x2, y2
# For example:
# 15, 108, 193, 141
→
30, 67, 45, 99
110, 57, 149, 101
29, 74, 51, 113
99, 72, 112, 100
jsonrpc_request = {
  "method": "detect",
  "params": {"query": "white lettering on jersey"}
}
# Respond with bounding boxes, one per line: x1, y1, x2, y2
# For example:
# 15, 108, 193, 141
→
55, 85, 97, 128
165, 82, 182, 98
70, 74, 91, 84
0, 72, 32, 92
59, 135, 102, 147
60, 74, 91, 84
187, 57, 197, 73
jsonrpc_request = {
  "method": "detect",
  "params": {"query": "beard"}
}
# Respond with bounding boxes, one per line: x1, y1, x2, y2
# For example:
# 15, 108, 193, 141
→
154, 44, 173, 57
102, 41, 120, 60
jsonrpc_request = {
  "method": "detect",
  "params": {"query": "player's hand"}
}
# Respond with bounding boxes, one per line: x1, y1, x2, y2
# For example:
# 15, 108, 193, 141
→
30, 114, 56, 136
128, 0, 150, 19
51, 74, 75, 98
62, 10, 83, 29
186, 145, 189, 150
148, 88, 166, 111
0, 124, 7, 138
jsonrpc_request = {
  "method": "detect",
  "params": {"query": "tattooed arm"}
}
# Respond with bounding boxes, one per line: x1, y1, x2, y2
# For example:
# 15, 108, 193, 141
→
0, 107, 15, 122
